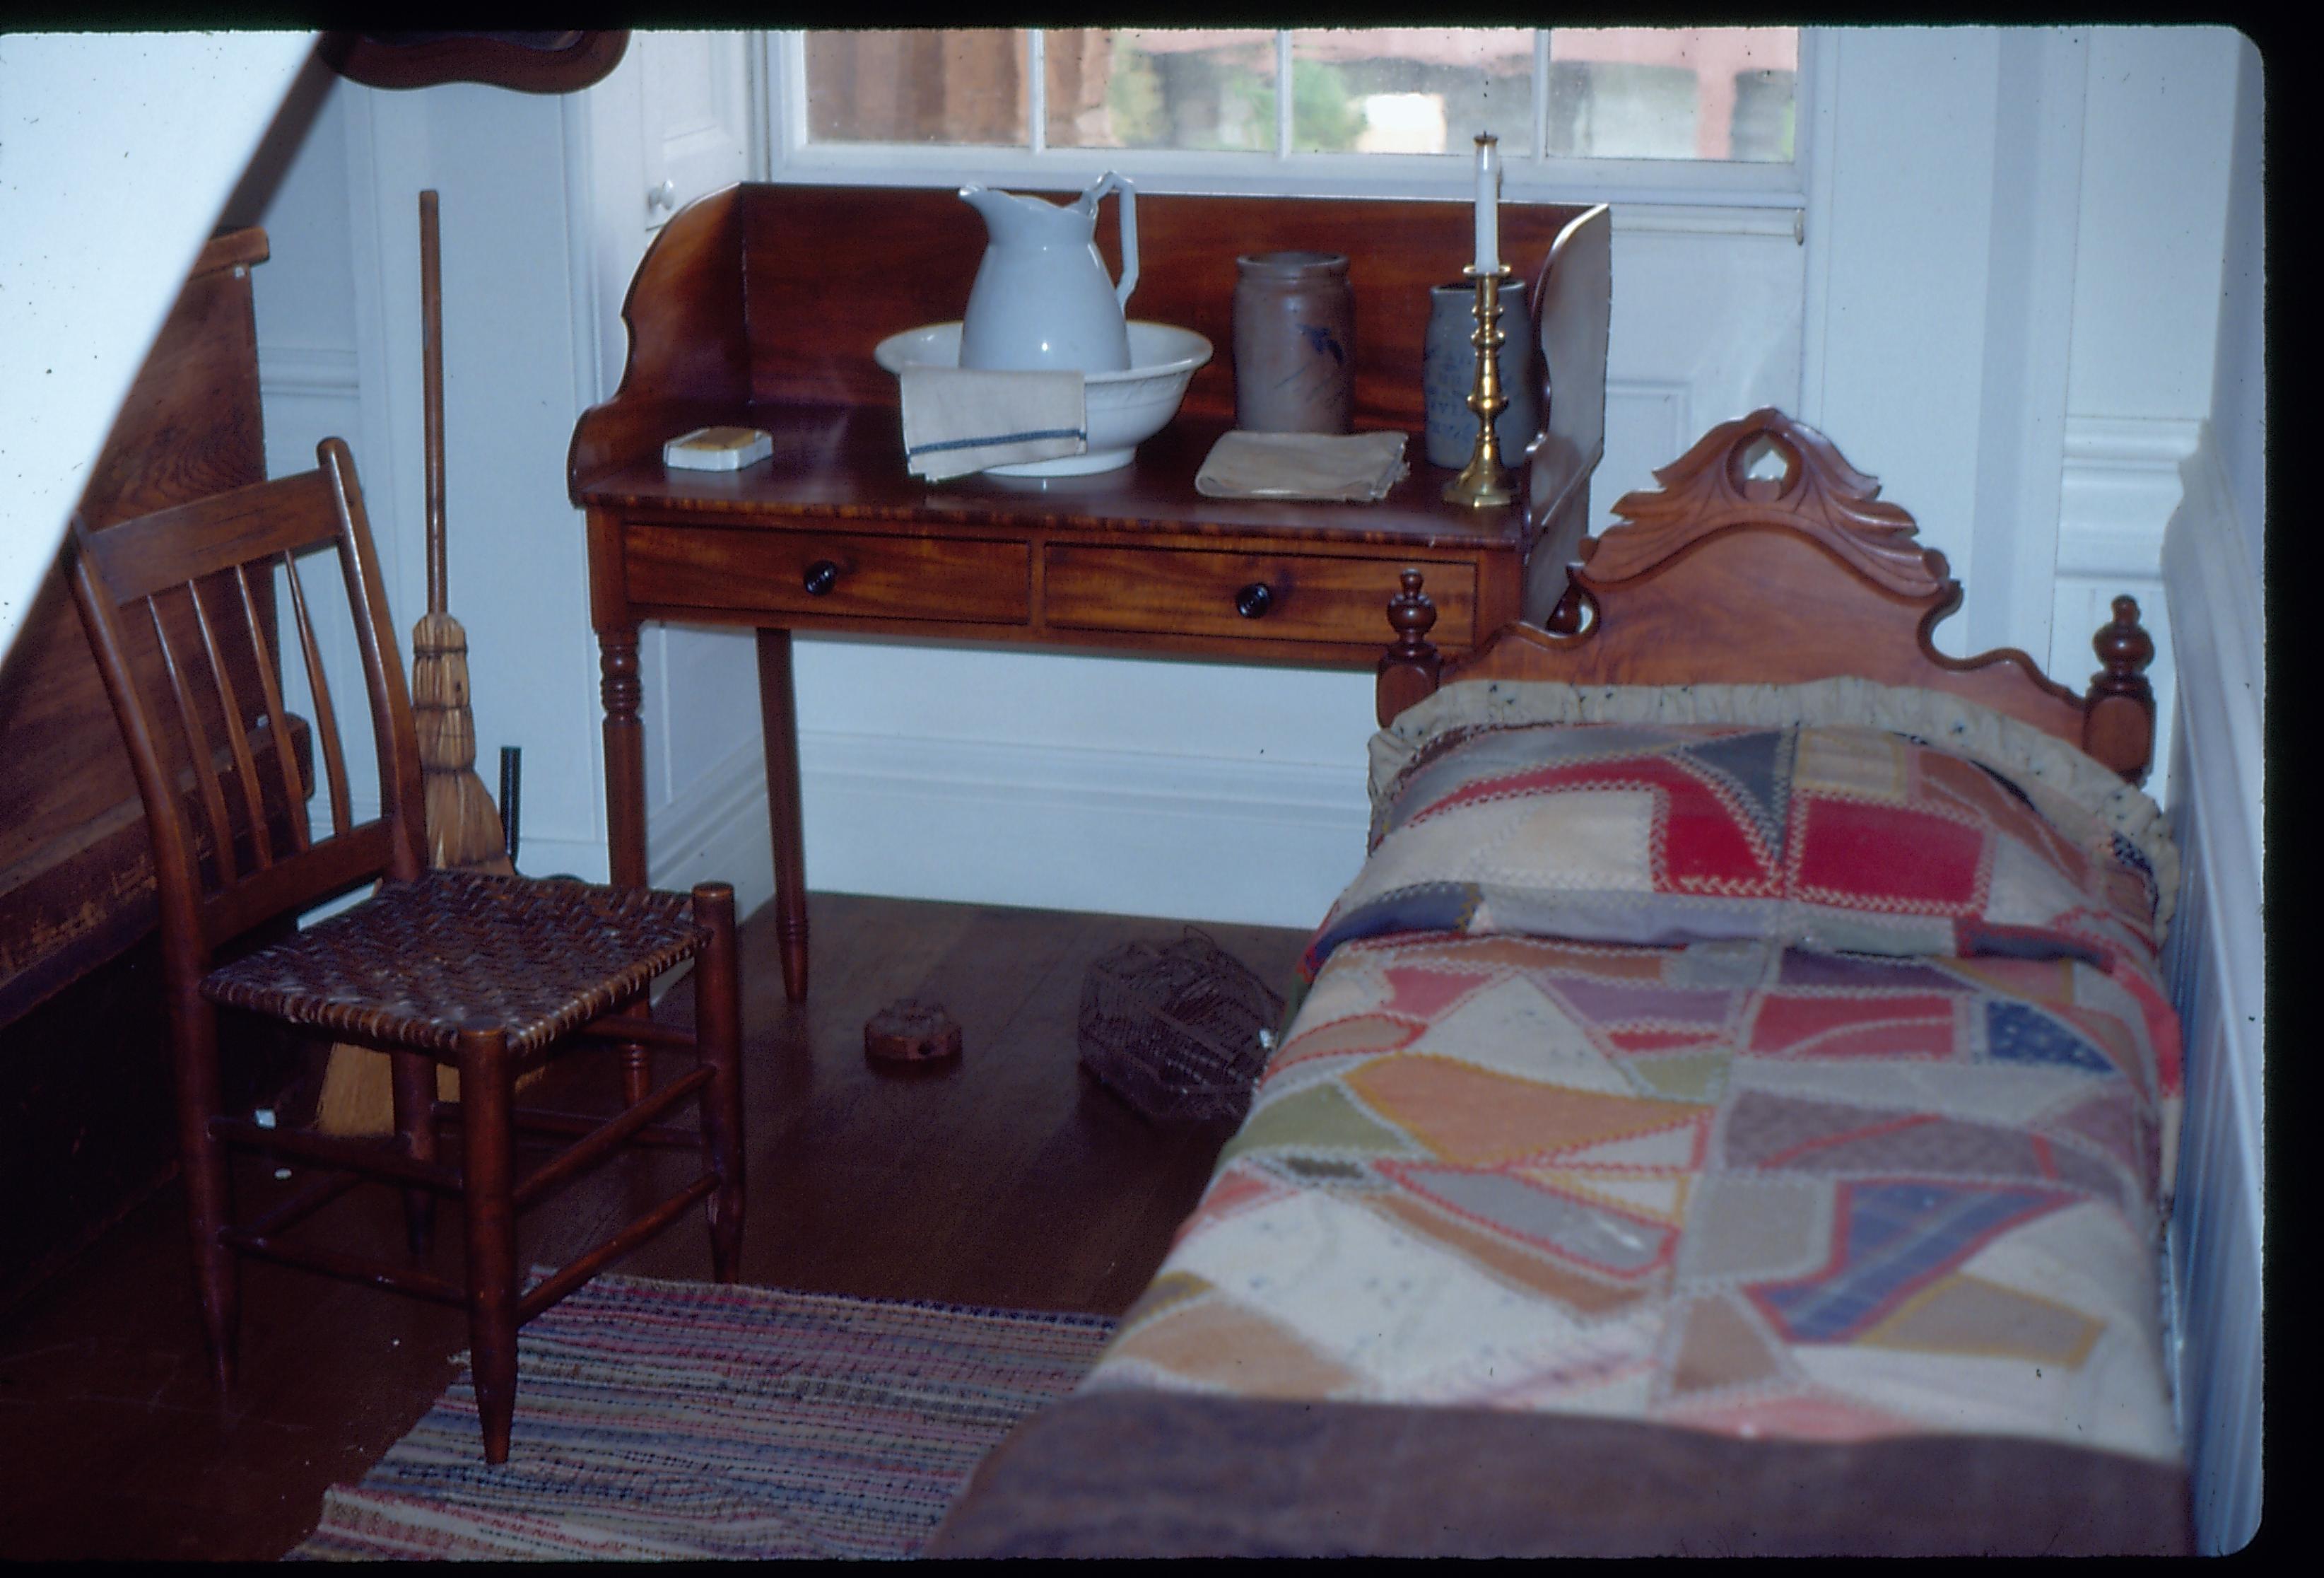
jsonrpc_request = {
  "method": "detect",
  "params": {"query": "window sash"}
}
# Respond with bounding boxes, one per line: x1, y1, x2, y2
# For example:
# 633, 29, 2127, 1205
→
757, 29, 1814, 209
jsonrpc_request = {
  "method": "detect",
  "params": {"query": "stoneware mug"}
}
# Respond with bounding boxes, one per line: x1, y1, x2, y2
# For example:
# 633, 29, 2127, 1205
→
1423, 278, 1540, 469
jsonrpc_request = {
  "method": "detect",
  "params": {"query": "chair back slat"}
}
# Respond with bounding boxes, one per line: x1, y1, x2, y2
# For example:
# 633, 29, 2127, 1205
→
69, 438, 429, 962
201, 819, 399, 945
281, 549, 354, 838
234, 562, 312, 854
321, 443, 426, 868
146, 592, 242, 889
189, 573, 277, 870
79, 471, 341, 607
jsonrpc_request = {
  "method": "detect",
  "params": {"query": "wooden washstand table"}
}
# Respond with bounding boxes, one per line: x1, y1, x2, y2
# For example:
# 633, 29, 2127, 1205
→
569, 184, 1611, 1000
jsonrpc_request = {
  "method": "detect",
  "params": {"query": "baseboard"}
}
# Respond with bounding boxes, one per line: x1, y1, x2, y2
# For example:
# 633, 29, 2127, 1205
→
2159, 420, 2264, 1555
257, 341, 363, 398
805, 730, 1371, 930
642, 729, 1372, 933
642, 739, 773, 916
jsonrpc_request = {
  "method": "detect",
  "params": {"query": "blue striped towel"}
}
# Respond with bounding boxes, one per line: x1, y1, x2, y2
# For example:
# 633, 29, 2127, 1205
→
900, 367, 1086, 480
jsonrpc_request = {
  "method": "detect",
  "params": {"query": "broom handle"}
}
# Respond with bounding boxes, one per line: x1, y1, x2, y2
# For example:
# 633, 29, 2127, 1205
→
420, 189, 447, 618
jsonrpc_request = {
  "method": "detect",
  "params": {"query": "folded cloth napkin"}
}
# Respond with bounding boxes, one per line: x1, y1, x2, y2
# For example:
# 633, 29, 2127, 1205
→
1194, 430, 1411, 502
900, 366, 1086, 481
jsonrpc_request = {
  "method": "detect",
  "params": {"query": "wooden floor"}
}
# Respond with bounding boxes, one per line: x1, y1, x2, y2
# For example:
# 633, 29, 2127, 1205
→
0, 891, 1310, 1562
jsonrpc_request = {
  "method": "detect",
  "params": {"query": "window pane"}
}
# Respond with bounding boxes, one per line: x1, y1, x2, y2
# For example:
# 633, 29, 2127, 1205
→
1286, 28, 1533, 155
1047, 28, 1276, 151
1547, 28, 1797, 162
804, 28, 1029, 146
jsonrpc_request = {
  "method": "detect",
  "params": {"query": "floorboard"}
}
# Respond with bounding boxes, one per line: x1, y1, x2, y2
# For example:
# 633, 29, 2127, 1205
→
0, 890, 1307, 1562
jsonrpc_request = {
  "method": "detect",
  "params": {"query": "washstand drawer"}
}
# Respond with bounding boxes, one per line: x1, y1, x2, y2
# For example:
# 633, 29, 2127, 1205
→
625, 524, 1030, 625
1043, 545, 1476, 650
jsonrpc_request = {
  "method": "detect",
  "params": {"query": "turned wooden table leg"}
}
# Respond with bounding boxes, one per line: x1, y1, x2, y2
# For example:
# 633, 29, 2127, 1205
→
599, 626, 648, 892
599, 626, 657, 1102
756, 627, 810, 1002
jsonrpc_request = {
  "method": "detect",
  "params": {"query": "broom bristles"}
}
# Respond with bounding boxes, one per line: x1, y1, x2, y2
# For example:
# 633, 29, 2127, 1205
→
313, 612, 514, 1138
426, 768, 511, 872
412, 696, 476, 770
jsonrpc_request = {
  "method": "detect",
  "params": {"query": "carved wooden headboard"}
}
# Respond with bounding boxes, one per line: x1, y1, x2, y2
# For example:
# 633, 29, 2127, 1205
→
1377, 408, 2157, 783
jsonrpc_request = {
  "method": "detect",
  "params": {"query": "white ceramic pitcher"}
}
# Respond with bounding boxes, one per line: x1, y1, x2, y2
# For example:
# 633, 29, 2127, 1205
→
957, 172, 1139, 373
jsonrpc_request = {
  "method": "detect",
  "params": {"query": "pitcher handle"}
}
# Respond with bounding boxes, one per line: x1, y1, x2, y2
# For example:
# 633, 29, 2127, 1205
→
1092, 171, 1139, 310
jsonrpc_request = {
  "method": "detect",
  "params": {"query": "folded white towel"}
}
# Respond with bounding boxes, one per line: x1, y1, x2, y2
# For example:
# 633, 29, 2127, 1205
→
1194, 429, 1411, 503
900, 367, 1087, 481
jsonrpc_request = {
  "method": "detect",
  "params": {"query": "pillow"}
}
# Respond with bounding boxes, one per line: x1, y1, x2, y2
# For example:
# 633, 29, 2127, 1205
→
1306, 720, 2165, 978
1368, 676, 2177, 934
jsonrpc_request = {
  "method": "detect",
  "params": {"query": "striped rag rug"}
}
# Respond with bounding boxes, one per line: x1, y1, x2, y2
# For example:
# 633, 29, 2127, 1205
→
290, 1274, 1116, 1560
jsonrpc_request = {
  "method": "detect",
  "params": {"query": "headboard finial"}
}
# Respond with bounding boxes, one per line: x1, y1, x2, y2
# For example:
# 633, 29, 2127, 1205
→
1376, 568, 1443, 727
2094, 595, 2156, 686
1586, 408, 1944, 600
2082, 595, 2157, 784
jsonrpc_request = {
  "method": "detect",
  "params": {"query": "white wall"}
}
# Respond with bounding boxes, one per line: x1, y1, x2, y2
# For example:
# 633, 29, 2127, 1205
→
1803, 26, 2246, 783
2157, 30, 2263, 1557
1800, 27, 2008, 640
0, 33, 312, 659
2048, 28, 2243, 780
2208, 35, 2266, 575
250, 79, 616, 890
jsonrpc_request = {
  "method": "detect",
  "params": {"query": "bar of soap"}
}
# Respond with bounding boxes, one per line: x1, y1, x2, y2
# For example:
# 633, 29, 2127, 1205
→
664, 425, 773, 471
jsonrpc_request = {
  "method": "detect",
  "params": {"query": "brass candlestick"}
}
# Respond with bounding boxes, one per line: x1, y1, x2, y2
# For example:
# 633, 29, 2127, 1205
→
1443, 264, 1517, 508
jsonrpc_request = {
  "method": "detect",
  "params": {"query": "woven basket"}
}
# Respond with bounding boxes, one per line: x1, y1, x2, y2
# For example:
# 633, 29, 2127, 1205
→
1077, 929, 1285, 1123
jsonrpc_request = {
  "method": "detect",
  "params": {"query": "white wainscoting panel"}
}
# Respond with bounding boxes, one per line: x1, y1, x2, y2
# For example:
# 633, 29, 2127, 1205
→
797, 731, 1374, 930
1593, 211, 1807, 527
2157, 423, 2263, 1555
641, 736, 768, 906
1602, 378, 1692, 519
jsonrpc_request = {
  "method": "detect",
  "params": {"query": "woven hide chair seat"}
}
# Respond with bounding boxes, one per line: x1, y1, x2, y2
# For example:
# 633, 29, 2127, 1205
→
206, 870, 705, 1059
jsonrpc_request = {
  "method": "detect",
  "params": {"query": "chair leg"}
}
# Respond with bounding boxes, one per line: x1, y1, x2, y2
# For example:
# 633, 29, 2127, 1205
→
457, 1024, 520, 1464
391, 1050, 440, 1258
168, 992, 240, 1392
691, 882, 746, 1282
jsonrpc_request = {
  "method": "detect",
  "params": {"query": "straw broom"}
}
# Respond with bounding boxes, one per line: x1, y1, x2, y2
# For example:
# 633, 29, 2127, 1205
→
317, 191, 520, 1135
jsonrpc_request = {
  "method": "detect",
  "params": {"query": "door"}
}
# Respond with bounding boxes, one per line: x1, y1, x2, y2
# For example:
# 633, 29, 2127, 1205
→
638, 30, 753, 230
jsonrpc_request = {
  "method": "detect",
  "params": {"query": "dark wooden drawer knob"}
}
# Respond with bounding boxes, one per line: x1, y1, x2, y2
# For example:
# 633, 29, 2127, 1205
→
803, 559, 841, 596
1235, 582, 1274, 619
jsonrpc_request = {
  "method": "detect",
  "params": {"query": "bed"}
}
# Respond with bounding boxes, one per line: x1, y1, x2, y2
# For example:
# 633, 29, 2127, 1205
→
927, 407, 2190, 1557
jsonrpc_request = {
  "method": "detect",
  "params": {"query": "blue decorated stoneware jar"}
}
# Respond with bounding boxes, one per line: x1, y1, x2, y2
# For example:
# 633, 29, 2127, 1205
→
1424, 279, 1539, 469
1232, 252, 1355, 434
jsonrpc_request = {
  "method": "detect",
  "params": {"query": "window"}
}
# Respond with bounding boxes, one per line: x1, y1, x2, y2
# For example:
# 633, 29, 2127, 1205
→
773, 28, 1801, 197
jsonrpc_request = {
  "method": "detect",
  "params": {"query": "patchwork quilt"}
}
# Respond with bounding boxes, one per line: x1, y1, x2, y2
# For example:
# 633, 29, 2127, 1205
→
1079, 722, 2184, 1466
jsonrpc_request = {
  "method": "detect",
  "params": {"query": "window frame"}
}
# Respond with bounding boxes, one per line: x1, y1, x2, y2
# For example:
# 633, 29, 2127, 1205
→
752, 28, 1817, 210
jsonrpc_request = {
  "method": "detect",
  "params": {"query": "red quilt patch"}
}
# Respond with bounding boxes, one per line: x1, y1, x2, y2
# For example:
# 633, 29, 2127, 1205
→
1747, 993, 1959, 1060
1792, 796, 1988, 913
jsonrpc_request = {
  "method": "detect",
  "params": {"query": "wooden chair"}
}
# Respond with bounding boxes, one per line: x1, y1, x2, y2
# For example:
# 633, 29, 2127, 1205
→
65, 437, 746, 1463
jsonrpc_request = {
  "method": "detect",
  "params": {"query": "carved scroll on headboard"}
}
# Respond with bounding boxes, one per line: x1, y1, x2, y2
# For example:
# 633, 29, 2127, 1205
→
1585, 408, 1936, 597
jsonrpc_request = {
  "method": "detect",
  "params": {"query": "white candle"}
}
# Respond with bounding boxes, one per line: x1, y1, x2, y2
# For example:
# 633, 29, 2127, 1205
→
1473, 132, 1500, 274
